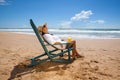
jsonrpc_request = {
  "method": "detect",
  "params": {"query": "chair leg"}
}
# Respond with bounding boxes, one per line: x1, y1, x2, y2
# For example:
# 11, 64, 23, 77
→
68, 48, 72, 62
60, 50, 64, 57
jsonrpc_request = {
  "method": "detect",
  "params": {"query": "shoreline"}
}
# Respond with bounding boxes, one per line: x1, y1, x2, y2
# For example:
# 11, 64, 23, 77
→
2, 32, 120, 40
0, 32, 120, 80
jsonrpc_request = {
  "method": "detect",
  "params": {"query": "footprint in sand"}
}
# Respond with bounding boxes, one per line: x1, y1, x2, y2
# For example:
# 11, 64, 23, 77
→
97, 71, 113, 77
90, 60, 99, 63
56, 67, 65, 76
89, 76, 99, 80
3, 49, 13, 54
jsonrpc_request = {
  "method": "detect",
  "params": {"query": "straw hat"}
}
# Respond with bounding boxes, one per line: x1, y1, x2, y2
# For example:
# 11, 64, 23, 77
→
38, 25, 43, 34
37, 23, 47, 34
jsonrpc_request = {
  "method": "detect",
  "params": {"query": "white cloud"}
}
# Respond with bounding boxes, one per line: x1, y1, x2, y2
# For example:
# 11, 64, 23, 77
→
0, 0, 9, 5
90, 20, 105, 24
71, 10, 93, 21
97, 20, 105, 24
61, 21, 72, 28
61, 10, 93, 28
60, 10, 104, 28
0, 0, 6, 2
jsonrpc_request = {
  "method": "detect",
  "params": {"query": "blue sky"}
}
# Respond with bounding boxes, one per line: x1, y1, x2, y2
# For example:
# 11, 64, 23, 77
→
0, 0, 120, 29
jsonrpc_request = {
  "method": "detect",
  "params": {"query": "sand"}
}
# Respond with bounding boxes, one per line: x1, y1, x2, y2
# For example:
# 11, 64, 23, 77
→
0, 32, 120, 80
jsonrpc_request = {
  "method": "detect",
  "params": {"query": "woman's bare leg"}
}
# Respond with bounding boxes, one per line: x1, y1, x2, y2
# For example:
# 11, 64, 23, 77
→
71, 40, 83, 59
71, 41, 76, 58
72, 47, 76, 59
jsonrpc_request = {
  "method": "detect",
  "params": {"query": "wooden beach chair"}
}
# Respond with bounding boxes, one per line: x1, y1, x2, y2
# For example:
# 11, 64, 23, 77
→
28, 19, 73, 67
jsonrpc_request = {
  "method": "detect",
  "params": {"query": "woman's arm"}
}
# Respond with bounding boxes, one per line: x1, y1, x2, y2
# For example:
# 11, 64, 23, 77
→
54, 42, 62, 44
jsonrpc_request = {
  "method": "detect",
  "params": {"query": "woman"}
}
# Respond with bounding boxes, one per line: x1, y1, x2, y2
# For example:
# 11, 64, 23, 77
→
38, 23, 83, 59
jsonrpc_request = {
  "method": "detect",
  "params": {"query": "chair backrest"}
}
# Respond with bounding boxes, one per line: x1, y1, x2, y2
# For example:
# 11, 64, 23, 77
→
30, 19, 49, 53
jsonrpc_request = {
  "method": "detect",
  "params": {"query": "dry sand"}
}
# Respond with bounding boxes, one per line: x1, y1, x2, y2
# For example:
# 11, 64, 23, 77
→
0, 32, 120, 80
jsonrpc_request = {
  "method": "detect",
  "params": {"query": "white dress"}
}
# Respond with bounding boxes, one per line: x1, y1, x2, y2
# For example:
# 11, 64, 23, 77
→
43, 34, 67, 44
43, 34, 67, 49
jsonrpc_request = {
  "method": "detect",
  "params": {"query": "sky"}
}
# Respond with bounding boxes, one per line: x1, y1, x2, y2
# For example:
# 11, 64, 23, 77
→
0, 0, 120, 29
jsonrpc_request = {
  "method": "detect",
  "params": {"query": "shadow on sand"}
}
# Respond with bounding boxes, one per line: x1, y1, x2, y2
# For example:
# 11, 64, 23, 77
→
8, 60, 70, 80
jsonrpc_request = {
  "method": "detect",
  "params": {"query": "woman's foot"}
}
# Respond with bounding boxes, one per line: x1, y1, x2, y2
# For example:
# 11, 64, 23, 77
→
71, 54, 76, 60
76, 54, 84, 58
72, 56, 76, 60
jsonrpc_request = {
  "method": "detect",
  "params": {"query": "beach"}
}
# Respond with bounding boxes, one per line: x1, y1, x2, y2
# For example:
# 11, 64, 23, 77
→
0, 32, 120, 80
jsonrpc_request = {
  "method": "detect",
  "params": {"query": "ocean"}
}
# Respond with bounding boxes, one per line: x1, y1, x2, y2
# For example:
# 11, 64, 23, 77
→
0, 28, 120, 39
